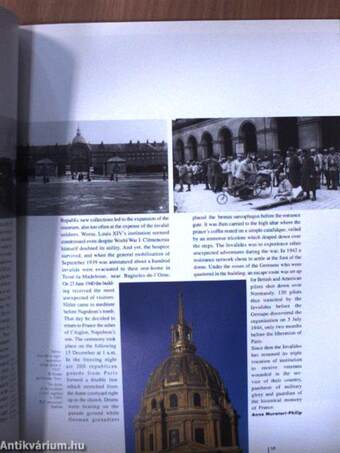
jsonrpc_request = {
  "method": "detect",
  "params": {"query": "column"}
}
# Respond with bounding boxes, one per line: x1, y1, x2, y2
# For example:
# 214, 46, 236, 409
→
230, 413, 237, 447
256, 118, 278, 152
215, 419, 222, 447
155, 421, 162, 451
208, 418, 216, 447
297, 117, 322, 148
135, 428, 140, 452
184, 419, 192, 442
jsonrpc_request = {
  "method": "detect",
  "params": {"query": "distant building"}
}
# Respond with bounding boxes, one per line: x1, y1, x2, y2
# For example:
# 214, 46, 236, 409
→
134, 295, 241, 453
173, 117, 340, 161
17, 128, 167, 178
35, 158, 57, 177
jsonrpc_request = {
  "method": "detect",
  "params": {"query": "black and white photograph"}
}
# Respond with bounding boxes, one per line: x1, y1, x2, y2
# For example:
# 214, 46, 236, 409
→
0, 116, 16, 218
173, 117, 340, 212
17, 120, 169, 216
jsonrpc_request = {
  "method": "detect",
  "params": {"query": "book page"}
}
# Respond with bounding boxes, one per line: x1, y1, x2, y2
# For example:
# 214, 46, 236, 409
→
18, 20, 340, 453
0, 6, 19, 442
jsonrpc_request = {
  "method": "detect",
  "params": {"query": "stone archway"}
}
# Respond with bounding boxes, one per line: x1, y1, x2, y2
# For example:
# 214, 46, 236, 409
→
218, 127, 233, 157
320, 116, 340, 149
187, 136, 198, 161
276, 117, 299, 151
239, 122, 257, 154
201, 132, 214, 158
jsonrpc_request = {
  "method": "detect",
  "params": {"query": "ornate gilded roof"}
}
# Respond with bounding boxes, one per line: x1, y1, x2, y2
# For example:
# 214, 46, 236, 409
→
142, 295, 226, 395
145, 352, 225, 394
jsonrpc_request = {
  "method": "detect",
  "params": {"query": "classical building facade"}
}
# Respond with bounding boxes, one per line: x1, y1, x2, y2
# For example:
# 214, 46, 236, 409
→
134, 296, 241, 453
17, 128, 167, 177
173, 117, 340, 162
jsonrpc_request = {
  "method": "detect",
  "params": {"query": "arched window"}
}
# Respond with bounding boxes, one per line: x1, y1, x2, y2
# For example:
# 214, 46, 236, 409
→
169, 394, 178, 408
193, 392, 201, 407
195, 428, 205, 444
151, 398, 157, 410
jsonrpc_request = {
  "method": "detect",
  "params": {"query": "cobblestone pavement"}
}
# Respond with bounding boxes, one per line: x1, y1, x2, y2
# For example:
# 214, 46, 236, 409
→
18, 176, 169, 215
174, 183, 340, 213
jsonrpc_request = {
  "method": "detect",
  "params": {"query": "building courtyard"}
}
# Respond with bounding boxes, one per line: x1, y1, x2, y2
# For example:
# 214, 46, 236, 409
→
174, 183, 340, 212
17, 174, 168, 216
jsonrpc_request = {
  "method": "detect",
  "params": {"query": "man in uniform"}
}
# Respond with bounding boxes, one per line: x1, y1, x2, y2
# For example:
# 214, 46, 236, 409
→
326, 147, 338, 190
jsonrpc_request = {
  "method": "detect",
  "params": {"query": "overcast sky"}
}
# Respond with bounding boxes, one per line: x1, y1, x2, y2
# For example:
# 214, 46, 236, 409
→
19, 119, 168, 146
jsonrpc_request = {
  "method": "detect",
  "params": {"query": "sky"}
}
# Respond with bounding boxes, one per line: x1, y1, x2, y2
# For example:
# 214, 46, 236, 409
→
119, 280, 248, 453
19, 119, 168, 146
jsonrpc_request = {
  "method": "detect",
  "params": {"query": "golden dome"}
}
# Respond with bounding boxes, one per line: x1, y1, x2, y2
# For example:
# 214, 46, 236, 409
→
145, 353, 225, 395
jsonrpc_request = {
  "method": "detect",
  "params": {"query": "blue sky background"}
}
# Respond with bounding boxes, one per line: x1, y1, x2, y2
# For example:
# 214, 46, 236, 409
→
119, 280, 248, 453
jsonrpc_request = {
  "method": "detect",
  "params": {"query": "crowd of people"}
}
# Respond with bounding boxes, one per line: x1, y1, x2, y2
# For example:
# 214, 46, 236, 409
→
173, 146, 340, 202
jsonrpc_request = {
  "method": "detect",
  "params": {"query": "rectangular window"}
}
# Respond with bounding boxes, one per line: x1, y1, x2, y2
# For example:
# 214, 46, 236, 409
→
195, 428, 205, 444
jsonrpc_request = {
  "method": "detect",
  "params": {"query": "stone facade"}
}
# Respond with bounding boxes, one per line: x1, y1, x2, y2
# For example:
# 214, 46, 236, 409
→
17, 128, 167, 177
173, 117, 340, 162
134, 296, 241, 453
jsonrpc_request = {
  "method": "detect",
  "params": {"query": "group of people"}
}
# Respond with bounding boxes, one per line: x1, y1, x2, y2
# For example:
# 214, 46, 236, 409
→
173, 146, 340, 202
274, 146, 339, 200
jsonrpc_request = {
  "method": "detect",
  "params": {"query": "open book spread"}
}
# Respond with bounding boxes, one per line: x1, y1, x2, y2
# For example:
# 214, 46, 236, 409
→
0, 8, 340, 452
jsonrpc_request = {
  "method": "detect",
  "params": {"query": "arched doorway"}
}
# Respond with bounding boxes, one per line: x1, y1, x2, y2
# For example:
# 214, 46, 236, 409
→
201, 132, 214, 158
218, 127, 233, 157
276, 117, 299, 151
239, 122, 257, 154
187, 136, 198, 161
174, 139, 185, 162
321, 116, 340, 149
